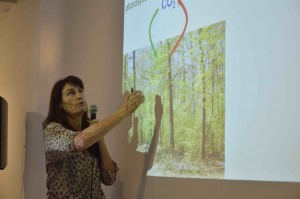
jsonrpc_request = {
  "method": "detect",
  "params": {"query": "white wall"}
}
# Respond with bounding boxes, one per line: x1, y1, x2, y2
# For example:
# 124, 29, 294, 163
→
23, 0, 69, 199
0, 0, 66, 198
0, 0, 40, 198
0, 0, 300, 199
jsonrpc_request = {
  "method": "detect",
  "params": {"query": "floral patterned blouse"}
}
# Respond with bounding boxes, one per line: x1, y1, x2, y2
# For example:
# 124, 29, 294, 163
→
44, 122, 118, 199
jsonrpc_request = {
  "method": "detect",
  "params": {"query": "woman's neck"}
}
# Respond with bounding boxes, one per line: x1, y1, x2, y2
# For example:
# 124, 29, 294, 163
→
66, 114, 82, 131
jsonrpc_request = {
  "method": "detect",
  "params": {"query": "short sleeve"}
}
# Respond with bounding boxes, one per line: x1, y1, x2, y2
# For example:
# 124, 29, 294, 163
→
100, 162, 119, 186
44, 122, 78, 151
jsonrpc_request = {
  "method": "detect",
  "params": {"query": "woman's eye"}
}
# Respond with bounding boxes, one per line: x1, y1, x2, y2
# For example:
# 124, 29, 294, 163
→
78, 89, 84, 93
67, 90, 76, 96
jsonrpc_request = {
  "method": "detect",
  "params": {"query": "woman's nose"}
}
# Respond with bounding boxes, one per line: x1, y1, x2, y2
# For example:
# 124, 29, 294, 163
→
76, 91, 83, 99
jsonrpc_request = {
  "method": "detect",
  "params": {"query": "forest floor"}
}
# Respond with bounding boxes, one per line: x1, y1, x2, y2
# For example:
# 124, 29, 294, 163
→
147, 158, 224, 179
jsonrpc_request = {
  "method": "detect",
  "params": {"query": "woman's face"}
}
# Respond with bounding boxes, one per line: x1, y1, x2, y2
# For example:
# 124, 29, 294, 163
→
60, 83, 87, 117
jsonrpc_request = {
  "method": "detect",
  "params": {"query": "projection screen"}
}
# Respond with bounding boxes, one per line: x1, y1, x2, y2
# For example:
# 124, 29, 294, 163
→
122, 0, 300, 182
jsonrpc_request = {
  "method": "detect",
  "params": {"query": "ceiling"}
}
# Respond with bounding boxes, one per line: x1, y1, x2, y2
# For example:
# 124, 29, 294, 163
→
0, 0, 17, 13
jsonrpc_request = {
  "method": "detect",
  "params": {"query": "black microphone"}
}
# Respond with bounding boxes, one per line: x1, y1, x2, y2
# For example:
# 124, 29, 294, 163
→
89, 105, 98, 120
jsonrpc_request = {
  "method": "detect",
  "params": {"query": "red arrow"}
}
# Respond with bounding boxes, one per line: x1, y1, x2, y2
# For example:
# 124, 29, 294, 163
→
171, 0, 188, 55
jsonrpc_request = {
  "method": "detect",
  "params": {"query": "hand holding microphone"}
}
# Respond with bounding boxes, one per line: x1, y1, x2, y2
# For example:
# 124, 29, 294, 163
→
89, 105, 103, 142
89, 104, 98, 121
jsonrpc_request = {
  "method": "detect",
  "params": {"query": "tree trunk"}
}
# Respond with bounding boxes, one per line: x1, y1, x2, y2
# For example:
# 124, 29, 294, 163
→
211, 61, 215, 157
168, 41, 175, 148
200, 43, 206, 160
123, 54, 128, 92
133, 50, 136, 89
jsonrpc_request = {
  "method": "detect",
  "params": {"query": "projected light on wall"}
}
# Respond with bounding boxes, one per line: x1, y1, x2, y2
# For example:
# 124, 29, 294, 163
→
123, 0, 300, 182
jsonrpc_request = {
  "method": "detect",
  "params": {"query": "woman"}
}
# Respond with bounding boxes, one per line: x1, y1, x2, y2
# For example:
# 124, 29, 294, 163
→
43, 75, 144, 199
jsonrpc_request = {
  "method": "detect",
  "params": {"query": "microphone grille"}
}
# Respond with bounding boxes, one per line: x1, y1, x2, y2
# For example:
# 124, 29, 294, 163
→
89, 105, 98, 113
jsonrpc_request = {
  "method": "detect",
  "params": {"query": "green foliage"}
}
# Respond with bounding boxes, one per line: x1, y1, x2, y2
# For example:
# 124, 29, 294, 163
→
123, 21, 226, 178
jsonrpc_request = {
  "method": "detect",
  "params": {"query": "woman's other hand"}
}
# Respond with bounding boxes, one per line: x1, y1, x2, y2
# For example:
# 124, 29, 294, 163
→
124, 90, 145, 115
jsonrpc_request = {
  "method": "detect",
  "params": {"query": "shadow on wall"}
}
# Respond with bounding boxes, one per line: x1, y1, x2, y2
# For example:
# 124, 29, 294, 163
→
24, 112, 47, 199
111, 94, 163, 199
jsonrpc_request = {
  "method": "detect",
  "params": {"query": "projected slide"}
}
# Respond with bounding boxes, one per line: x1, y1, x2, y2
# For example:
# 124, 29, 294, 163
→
123, 0, 300, 182
123, 0, 225, 179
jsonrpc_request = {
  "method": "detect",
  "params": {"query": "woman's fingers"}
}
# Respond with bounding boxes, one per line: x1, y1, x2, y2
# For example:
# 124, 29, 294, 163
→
90, 119, 99, 125
126, 90, 145, 114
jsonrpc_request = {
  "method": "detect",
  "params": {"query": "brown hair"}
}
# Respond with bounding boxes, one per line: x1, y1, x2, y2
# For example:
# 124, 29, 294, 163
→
42, 75, 89, 130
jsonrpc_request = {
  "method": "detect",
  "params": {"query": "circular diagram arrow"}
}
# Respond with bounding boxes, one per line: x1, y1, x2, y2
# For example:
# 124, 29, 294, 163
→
171, 0, 188, 55
149, 8, 159, 58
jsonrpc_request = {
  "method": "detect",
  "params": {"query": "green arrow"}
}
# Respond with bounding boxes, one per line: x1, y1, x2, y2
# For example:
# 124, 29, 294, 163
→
149, 8, 159, 58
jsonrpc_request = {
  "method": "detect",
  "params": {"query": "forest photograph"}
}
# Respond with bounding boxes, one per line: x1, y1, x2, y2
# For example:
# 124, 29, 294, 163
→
123, 21, 225, 179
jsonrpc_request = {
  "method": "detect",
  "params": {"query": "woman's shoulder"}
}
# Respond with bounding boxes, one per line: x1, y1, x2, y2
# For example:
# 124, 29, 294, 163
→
44, 122, 67, 134
45, 122, 63, 130
44, 122, 78, 135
